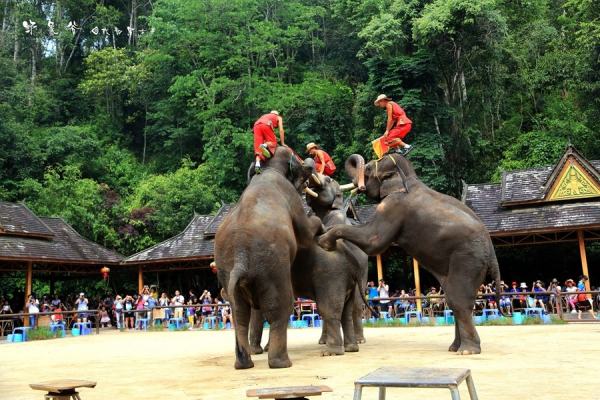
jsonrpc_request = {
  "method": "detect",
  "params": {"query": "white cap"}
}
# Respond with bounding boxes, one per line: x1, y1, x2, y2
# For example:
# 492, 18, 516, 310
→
374, 94, 392, 105
270, 110, 279, 116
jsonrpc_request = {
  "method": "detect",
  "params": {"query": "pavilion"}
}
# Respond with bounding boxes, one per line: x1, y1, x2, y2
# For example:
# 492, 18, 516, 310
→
0, 201, 123, 321
462, 145, 600, 291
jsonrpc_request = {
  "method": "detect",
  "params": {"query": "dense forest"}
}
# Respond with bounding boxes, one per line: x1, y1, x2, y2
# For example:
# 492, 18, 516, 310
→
1, 0, 599, 257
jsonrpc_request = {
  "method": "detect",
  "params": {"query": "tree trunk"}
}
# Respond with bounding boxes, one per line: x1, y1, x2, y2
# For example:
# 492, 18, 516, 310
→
128, 0, 137, 46
12, 11, 19, 63
142, 103, 148, 164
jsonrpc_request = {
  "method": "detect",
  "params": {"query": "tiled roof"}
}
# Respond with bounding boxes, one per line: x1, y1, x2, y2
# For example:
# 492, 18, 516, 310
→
465, 183, 600, 234
0, 216, 122, 264
0, 202, 54, 239
124, 214, 215, 263
203, 204, 233, 238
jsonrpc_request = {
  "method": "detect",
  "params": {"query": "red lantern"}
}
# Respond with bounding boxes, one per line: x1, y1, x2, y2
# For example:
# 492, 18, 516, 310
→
100, 266, 110, 280
210, 262, 217, 274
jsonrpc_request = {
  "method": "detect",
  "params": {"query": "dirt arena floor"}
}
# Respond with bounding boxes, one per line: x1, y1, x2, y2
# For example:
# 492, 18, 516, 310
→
1, 324, 599, 399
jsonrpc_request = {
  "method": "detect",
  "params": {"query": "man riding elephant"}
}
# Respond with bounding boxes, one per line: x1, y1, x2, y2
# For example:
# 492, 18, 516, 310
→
318, 153, 502, 355
215, 146, 322, 369
253, 110, 285, 172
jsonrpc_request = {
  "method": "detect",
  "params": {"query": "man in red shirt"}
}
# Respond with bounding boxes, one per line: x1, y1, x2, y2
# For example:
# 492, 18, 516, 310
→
253, 110, 285, 172
306, 142, 336, 176
374, 94, 413, 155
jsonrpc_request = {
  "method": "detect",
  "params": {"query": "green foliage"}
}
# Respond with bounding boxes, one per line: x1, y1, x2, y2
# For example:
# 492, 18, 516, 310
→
27, 327, 60, 341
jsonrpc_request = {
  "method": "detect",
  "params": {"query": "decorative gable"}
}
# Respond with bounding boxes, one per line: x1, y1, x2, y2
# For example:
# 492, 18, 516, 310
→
541, 146, 600, 203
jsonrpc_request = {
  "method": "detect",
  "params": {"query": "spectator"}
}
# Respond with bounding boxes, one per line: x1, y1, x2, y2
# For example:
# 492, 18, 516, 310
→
135, 294, 145, 328
531, 280, 547, 311
2, 299, 13, 315
483, 284, 497, 310
547, 279, 561, 313
199, 290, 213, 326
114, 295, 124, 329
51, 294, 61, 309
186, 298, 196, 328
221, 300, 233, 328
378, 279, 392, 314
367, 281, 379, 318
498, 281, 512, 315
124, 294, 135, 329
475, 285, 486, 311
159, 292, 171, 322
576, 275, 595, 320
427, 287, 444, 315
27, 295, 39, 328
75, 292, 89, 323
172, 290, 185, 319
565, 279, 577, 313
99, 306, 111, 327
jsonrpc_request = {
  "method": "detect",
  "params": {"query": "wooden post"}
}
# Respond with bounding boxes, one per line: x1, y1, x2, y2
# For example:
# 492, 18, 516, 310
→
413, 258, 422, 312
24, 261, 33, 326
578, 230, 591, 292
138, 265, 144, 294
376, 255, 383, 282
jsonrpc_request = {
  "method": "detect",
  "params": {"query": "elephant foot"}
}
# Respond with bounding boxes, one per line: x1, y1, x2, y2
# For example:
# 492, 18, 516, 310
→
268, 356, 292, 368
234, 359, 255, 369
448, 343, 460, 352
356, 336, 366, 344
344, 343, 359, 352
318, 336, 327, 345
250, 345, 263, 355
321, 346, 344, 356
456, 345, 481, 355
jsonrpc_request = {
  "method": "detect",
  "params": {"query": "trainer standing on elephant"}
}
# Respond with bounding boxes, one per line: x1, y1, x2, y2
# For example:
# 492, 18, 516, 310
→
253, 110, 285, 172
306, 142, 336, 176
374, 94, 413, 155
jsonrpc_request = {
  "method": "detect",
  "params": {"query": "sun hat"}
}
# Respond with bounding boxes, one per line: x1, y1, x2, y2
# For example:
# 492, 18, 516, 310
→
374, 94, 392, 106
306, 142, 319, 153
565, 279, 575, 285
511, 281, 517, 286
519, 282, 527, 288
270, 110, 279, 116
80, 292, 85, 296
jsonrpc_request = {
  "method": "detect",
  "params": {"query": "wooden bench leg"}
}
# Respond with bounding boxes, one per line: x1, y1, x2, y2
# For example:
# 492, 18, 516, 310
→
449, 386, 461, 400
378, 386, 386, 400
352, 383, 363, 400
466, 375, 478, 400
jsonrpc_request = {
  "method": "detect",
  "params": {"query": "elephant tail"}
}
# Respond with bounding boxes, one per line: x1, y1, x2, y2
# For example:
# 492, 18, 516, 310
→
488, 246, 505, 317
228, 252, 255, 309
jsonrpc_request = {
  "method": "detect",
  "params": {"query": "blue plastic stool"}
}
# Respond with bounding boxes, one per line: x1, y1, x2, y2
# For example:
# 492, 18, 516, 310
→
483, 309, 499, 320
12, 326, 31, 341
443, 309, 454, 324
168, 317, 185, 329
154, 318, 164, 326
136, 318, 149, 330
302, 313, 320, 327
72, 322, 92, 335
405, 311, 422, 323
205, 316, 218, 329
524, 307, 544, 318
50, 322, 66, 337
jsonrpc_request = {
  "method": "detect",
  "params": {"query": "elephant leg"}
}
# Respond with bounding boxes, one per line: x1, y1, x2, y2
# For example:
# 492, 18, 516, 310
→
318, 322, 327, 345
448, 319, 460, 352
260, 284, 293, 368
231, 297, 254, 369
321, 317, 344, 356
249, 308, 264, 355
451, 307, 480, 355
353, 292, 366, 344
265, 313, 292, 368
342, 300, 358, 352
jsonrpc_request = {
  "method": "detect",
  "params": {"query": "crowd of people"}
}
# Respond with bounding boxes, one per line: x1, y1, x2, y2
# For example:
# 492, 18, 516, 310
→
364, 275, 599, 320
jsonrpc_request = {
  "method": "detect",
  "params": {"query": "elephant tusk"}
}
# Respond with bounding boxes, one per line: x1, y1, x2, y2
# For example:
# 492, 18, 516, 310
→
339, 183, 356, 192
304, 187, 319, 198
311, 173, 322, 186
350, 188, 359, 195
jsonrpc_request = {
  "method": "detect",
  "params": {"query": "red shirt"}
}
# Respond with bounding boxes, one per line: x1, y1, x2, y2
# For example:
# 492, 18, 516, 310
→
390, 102, 412, 126
314, 150, 336, 175
254, 113, 279, 128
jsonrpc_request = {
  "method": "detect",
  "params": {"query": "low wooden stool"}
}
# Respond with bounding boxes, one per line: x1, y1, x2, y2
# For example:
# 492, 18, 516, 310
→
30, 379, 97, 400
247, 385, 332, 400
353, 367, 477, 400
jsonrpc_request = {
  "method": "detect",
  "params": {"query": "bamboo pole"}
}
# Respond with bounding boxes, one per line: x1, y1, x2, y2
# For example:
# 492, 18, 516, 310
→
138, 265, 144, 294
24, 261, 33, 326
413, 258, 422, 312
578, 230, 591, 292
376, 255, 383, 282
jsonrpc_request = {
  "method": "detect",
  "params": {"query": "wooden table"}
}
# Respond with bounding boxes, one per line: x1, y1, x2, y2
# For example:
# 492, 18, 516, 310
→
353, 367, 477, 400
30, 379, 97, 400
247, 385, 332, 400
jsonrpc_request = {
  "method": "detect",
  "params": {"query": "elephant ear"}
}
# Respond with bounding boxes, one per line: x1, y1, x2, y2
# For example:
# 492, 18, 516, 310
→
379, 174, 405, 199
331, 181, 344, 210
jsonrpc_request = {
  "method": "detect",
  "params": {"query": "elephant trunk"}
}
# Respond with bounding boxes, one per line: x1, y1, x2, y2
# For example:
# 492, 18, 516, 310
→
345, 154, 365, 191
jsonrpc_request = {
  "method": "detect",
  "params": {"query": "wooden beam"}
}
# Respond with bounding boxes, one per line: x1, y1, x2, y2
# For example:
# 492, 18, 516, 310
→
24, 261, 32, 326
138, 265, 144, 294
376, 255, 383, 282
413, 258, 422, 312
578, 230, 591, 291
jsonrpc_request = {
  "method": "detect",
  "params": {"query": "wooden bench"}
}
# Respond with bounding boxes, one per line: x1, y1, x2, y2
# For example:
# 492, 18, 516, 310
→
353, 367, 478, 400
30, 379, 97, 400
247, 385, 332, 400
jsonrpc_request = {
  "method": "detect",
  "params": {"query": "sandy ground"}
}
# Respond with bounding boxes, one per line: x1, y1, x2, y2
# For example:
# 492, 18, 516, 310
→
1, 324, 599, 400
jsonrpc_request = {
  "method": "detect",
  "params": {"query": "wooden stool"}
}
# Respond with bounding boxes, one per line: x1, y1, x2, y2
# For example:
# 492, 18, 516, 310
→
353, 367, 477, 400
247, 385, 332, 400
30, 379, 96, 400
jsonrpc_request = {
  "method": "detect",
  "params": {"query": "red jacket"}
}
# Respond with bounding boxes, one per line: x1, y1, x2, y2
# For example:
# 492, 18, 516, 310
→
254, 113, 279, 128
390, 102, 412, 126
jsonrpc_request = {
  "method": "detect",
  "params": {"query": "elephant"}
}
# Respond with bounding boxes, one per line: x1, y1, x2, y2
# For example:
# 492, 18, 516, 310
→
249, 173, 369, 356
318, 153, 502, 355
215, 146, 323, 369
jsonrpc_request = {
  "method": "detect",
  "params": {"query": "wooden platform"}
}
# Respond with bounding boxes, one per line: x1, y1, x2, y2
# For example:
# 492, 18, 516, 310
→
30, 379, 96, 400
247, 385, 332, 399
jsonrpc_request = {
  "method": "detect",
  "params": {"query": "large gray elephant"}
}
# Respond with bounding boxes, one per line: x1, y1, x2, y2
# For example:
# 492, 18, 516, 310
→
215, 146, 323, 369
318, 153, 502, 355
249, 173, 369, 356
